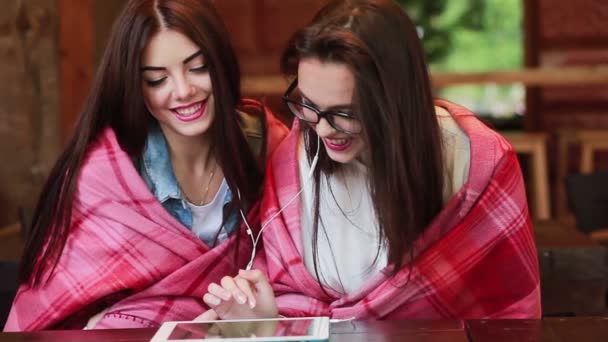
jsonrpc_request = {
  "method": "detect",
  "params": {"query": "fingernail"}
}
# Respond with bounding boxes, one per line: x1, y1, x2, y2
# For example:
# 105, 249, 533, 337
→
236, 294, 247, 304
249, 298, 256, 309
207, 296, 220, 306
220, 290, 231, 301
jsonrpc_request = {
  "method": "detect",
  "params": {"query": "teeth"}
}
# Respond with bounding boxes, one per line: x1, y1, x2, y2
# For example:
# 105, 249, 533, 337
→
329, 138, 348, 145
175, 102, 202, 116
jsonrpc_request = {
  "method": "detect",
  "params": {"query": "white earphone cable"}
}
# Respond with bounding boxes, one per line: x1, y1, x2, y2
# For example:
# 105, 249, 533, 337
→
241, 135, 321, 270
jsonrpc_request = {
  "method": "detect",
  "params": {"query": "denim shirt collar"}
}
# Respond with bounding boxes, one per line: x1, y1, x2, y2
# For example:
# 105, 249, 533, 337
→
142, 124, 182, 203
140, 124, 237, 235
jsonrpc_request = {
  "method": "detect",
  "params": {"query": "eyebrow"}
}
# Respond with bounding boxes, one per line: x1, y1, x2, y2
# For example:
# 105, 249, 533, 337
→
141, 50, 204, 71
299, 89, 353, 111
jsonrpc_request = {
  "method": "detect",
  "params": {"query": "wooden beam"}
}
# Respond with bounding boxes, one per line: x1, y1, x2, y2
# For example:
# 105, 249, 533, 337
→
58, 0, 95, 142
523, 0, 542, 130
431, 65, 608, 87
242, 65, 608, 95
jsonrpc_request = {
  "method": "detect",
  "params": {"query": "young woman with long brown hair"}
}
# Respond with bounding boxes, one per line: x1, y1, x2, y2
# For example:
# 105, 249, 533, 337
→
5, 0, 287, 331
200, 0, 540, 320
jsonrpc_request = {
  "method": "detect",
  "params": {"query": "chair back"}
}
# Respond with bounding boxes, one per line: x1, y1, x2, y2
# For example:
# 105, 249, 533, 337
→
566, 172, 608, 233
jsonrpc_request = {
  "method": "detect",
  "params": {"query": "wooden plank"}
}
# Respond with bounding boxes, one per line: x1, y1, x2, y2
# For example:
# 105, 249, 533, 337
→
58, 0, 95, 142
242, 65, 608, 95
503, 133, 550, 220
0, 322, 469, 341
523, 0, 542, 131
331, 332, 469, 342
0, 328, 156, 342
331, 320, 468, 342
330, 320, 464, 334
432, 66, 608, 87
534, 219, 608, 315
545, 317, 608, 342
466, 320, 558, 342
468, 319, 608, 342
534, 219, 599, 248
523, 0, 541, 68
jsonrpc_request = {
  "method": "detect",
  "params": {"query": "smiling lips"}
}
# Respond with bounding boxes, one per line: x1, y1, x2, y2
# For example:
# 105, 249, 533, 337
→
324, 137, 353, 152
171, 99, 207, 122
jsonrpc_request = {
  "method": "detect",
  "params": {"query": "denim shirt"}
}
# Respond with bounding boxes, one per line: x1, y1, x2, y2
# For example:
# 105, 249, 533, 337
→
138, 124, 238, 236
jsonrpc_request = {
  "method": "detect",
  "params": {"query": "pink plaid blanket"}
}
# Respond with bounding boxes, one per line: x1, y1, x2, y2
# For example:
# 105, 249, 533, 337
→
5, 103, 288, 331
256, 100, 541, 319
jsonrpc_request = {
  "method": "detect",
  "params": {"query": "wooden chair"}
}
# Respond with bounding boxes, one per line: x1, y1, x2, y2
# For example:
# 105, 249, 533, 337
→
557, 129, 608, 217
502, 132, 551, 220
534, 217, 608, 316
565, 172, 608, 245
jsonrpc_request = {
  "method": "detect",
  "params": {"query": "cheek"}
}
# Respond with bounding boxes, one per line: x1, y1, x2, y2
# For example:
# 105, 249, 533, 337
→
143, 85, 173, 108
353, 136, 367, 155
194, 74, 213, 92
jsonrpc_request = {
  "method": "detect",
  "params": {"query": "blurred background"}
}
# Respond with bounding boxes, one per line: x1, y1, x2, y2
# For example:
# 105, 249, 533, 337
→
0, 0, 607, 324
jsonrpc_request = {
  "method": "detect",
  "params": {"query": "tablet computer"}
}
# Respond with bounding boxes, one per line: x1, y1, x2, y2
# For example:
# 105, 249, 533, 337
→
150, 316, 330, 342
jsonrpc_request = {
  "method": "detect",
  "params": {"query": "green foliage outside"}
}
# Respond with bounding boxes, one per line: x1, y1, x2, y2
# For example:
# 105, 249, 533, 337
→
396, 0, 524, 120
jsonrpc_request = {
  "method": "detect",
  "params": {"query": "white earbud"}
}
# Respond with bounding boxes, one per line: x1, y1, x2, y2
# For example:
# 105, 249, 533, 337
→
241, 134, 321, 270
308, 154, 319, 178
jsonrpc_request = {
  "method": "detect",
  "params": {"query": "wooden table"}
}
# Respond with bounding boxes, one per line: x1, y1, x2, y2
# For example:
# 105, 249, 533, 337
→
1, 319, 608, 342
466, 318, 608, 342
534, 219, 608, 316
0, 321, 467, 342
330, 320, 467, 342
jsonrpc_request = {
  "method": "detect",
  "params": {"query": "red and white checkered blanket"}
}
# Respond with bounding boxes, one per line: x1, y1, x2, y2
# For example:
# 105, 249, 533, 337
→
256, 100, 541, 319
5, 102, 288, 331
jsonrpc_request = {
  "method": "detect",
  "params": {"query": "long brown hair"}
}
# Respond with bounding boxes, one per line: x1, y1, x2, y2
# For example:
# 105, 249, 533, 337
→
20, 0, 262, 286
281, 0, 444, 279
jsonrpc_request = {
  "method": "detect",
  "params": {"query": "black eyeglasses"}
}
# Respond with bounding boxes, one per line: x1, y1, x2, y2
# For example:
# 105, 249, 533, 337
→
282, 79, 362, 134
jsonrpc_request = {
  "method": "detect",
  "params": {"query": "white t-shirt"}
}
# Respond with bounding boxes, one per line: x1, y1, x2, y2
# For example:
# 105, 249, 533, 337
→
187, 178, 230, 247
299, 107, 470, 294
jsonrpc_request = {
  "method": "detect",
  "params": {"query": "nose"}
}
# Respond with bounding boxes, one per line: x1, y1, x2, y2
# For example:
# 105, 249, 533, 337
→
174, 76, 195, 101
314, 117, 336, 138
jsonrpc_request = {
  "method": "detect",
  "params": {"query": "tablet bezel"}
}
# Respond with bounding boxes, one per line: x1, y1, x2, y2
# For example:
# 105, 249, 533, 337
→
150, 316, 330, 342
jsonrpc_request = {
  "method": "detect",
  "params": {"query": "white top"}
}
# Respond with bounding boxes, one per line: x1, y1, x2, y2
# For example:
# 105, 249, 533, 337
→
187, 178, 230, 247
299, 107, 470, 294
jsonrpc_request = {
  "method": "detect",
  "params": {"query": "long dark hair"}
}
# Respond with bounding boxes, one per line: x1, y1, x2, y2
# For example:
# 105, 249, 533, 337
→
281, 0, 444, 279
20, 0, 262, 286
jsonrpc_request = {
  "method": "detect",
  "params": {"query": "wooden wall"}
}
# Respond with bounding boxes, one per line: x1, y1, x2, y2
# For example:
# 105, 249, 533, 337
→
526, 0, 608, 131
0, 0, 60, 226
525, 0, 608, 216
217, 0, 328, 76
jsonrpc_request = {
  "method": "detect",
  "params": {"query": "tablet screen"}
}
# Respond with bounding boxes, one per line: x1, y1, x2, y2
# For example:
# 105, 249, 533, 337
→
167, 318, 316, 340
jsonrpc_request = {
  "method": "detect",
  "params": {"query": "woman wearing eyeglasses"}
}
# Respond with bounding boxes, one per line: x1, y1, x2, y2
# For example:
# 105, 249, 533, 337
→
199, 0, 540, 320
